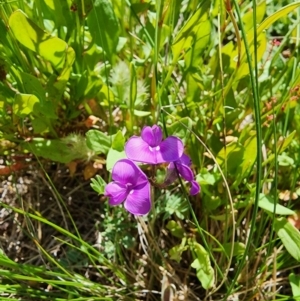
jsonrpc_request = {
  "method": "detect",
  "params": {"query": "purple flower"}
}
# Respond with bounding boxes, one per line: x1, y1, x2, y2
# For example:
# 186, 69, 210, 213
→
165, 153, 200, 195
125, 125, 184, 164
104, 159, 151, 215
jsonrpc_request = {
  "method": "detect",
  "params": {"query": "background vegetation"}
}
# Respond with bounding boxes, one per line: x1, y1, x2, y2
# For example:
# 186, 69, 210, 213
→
1, 0, 300, 300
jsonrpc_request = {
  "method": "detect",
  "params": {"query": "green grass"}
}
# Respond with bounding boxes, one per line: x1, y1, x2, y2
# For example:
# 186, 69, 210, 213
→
1, 0, 300, 300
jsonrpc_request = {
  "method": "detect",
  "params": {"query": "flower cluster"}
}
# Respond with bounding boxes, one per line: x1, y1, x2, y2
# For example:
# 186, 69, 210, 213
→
104, 125, 200, 215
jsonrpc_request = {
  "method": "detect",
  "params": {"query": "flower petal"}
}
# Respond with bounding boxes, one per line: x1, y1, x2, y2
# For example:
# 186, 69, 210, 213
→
105, 182, 128, 205
164, 163, 177, 185
156, 136, 184, 163
178, 153, 192, 166
124, 182, 151, 215
177, 164, 194, 181
141, 125, 163, 147
112, 159, 147, 185
190, 180, 200, 195
125, 137, 157, 164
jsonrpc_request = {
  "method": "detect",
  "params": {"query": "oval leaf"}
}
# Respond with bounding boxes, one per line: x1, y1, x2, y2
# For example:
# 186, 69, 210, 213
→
274, 217, 300, 262
258, 194, 295, 215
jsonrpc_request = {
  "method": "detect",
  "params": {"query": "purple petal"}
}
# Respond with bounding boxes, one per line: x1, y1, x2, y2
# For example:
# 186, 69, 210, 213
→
164, 163, 177, 185
112, 159, 147, 185
156, 136, 184, 163
178, 153, 192, 166
125, 136, 158, 164
105, 182, 128, 205
124, 182, 151, 215
141, 125, 163, 147
190, 180, 200, 195
177, 164, 194, 181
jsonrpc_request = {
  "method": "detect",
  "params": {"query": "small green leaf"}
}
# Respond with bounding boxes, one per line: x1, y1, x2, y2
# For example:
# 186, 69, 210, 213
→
258, 194, 295, 215
166, 117, 193, 143
274, 217, 300, 262
169, 238, 188, 263
289, 273, 300, 298
189, 239, 214, 290
86, 130, 111, 155
90, 175, 107, 195
166, 220, 185, 239
277, 131, 296, 153
213, 242, 246, 257
278, 153, 294, 167
196, 169, 217, 186
133, 110, 151, 117
111, 131, 125, 151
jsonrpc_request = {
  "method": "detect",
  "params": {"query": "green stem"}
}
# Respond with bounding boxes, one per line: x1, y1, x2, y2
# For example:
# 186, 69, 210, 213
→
223, 1, 262, 298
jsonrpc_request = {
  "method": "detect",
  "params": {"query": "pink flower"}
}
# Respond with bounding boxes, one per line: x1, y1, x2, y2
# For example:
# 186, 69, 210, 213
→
125, 125, 184, 164
165, 154, 200, 195
104, 159, 151, 215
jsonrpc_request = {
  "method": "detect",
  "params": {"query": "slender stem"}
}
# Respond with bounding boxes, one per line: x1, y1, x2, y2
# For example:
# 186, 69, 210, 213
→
223, 1, 262, 298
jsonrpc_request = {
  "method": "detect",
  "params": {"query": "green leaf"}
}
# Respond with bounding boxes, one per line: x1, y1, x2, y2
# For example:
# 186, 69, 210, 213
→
111, 131, 125, 151
289, 273, 300, 298
53, 47, 76, 94
234, 134, 257, 185
31, 117, 51, 134
185, 13, 211, 69
166, 220, 185, 239
216, 141, 244, 173
86, 130, 111, 155
20, 72, 46, 101
257, 3, 300, 37
213, 242, 246, 257
169, 238, 188, 263
90, 175, 107, 195
106, 148, 126, 172
22, 138, 84, 163
13, 93, 39, 117
133, 110, 151, 117
277, 131, 296, 153
278, 153, 294, 167
235, 2, 300, 81
274, 217, 300, 262
75, 72, 103, 101
166, 117, 193, 143
87, 0, 120, 60
106, 131, 126, 171
258, 194, 295, 215
9, 10, 73, 71
43, 0, 73, 28
189, 239, 214, 290
263, 131, 296, 166
171, 2, 210, 62
196, 169, 217, 186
